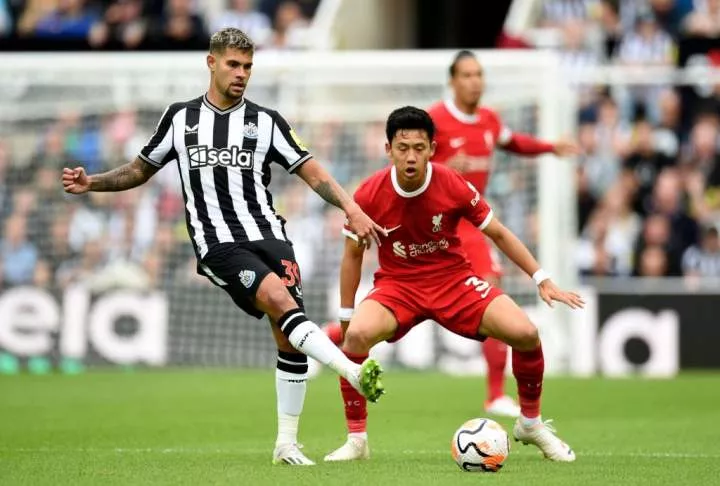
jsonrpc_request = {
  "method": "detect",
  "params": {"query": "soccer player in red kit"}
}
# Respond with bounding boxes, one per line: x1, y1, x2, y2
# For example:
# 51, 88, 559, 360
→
324, 106, 583, 463
427, 50, 581, 417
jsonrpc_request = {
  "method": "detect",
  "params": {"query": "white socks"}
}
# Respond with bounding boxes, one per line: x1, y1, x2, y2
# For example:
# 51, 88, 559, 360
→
521, 414, 542, 427
275, 352, 308, 446
278, 310, 357, 380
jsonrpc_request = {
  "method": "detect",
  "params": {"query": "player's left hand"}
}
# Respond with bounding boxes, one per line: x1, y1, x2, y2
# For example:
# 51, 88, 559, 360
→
538, 279, 585, 309
346, 205, 384, 249
552, 139, 582, 157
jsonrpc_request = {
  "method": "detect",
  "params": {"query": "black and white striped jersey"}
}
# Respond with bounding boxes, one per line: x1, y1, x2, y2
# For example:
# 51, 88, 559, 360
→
139, 94, 312, 258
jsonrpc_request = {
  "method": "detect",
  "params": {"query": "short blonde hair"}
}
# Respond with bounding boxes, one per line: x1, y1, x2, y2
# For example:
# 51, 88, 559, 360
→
210, 28, 255, 54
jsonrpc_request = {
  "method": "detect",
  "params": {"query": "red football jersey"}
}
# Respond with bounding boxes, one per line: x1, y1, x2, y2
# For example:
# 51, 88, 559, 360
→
427, 100, 512, 194
343, 163, 494, 280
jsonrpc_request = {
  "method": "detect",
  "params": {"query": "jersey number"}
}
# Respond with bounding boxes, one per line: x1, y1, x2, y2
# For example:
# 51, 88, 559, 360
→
281, 259, 301, 287
465, 276, 491, 299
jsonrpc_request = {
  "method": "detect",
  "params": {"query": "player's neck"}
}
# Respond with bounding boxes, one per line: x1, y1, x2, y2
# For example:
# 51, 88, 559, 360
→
206, 88, 243, 111
453, 97, 478, 115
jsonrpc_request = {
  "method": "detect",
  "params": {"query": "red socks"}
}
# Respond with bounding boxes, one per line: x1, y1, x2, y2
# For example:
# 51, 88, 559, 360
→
339, 352, 368, 434
512, 345, 544, 418
482, 338, 508, 402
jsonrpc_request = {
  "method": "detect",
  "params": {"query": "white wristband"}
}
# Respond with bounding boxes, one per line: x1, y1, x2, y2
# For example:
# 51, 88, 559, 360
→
339, 307, 354, 321
532, 269, 550, 285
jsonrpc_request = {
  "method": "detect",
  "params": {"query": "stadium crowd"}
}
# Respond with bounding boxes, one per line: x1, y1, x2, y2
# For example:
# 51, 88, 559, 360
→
1, 0, 720, 296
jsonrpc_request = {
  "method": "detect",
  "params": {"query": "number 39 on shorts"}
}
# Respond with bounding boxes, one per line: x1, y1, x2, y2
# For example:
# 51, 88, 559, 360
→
280, 259, 301, 287
465, 276, 491, 298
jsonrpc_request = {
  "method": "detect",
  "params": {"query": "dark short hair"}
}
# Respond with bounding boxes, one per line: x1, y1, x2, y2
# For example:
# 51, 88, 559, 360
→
210, 27, 255, 54
449, 50, 477, 77
385, 106, 435, 142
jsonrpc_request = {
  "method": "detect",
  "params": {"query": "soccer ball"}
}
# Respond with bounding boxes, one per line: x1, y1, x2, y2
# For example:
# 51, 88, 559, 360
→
451, 418, 510, 472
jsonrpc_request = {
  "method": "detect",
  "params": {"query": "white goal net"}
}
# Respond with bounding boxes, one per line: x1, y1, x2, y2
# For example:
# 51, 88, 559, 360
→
0, 50, 576, 371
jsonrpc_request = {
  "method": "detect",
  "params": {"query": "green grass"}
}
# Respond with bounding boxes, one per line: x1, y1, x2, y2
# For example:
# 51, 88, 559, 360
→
1, 371, 719, 485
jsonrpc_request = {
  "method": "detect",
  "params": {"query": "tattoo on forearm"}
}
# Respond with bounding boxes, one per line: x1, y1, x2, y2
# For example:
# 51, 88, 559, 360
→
90, 160, 156, 192
313, 180, 344, 208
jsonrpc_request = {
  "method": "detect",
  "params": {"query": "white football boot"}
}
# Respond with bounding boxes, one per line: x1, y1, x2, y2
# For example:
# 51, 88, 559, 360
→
272, 443, 316, 465
484, 395, 521, 418
513, 419, 576, 462
324, 436, 370, 462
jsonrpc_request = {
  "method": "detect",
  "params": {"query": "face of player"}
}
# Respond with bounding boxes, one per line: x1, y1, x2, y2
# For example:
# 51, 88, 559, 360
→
207, 47, 253, 102
386, 129, 436, 191
451, 57, 484, 108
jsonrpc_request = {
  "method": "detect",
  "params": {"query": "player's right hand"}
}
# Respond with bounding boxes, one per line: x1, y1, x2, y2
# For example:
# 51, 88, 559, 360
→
538, 279, 585, 309
62, 167, 91, 194
346, 205, 384, 249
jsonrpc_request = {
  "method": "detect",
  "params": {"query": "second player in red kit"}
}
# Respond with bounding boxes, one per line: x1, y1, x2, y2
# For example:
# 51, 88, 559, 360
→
324, 106, 584, 463
428, 51, 581, 416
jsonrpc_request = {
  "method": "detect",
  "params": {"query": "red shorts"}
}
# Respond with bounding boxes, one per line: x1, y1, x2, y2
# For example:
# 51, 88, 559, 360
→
365, 270, 504, 343
457, 218, 504, 278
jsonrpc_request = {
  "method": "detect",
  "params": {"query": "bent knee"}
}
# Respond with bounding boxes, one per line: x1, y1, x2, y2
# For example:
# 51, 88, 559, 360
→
343, 326, 375, 354
513, 324, 540, 351
261, 287, 297, 316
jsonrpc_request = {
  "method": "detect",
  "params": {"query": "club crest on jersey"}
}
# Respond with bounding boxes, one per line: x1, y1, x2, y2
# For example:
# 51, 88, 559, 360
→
243, 122, 258, 139
187, 145, 254, 169
239, 270, 256, 288
393, 241, 407, 259
432, 213, 443, 233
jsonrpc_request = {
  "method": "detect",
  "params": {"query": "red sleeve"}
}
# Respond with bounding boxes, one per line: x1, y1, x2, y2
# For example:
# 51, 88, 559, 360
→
502, 132, 555, 155
485, 108, 554, 155
455, 175, 494, 230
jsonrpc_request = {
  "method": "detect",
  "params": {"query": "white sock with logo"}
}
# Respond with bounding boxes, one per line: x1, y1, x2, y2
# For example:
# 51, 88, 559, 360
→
275, 352, 308, 446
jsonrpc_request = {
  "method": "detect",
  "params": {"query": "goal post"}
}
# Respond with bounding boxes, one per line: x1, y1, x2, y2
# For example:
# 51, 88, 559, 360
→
0, 49, 576, 371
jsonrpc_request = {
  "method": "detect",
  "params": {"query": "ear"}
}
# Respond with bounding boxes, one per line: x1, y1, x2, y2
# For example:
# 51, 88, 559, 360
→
429, 140, 437, 158
385, 141, 392, 158
207, 53, 215, 72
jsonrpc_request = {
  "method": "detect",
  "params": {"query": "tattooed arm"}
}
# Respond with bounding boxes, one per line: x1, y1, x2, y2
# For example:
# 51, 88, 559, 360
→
62, 158, 159, 194
295, 158, 384, 247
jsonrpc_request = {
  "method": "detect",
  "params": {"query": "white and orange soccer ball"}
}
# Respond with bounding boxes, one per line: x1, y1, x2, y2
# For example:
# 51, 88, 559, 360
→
451, 418, 510, 472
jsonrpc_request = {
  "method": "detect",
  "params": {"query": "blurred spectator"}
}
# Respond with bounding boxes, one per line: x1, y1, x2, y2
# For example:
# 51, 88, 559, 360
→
55, 238, 107, 289
621, 119, 676, 216
40, 215, 78, 289
68, 192, 109, 253
0, 0, 12, 36
598, 0, 623, 59
558, 19, 602, 109
683, 116, 720, 223
576, 207, 618, 276
578, 121, 621, 200
540, 0, 593, 28
682, 0, 720, 37
88, 0, 147, 49
16, 0, 56, 36
32, 0, 99, 39
577, 164, 599, 232
0, 214, 41, 288
211, 0, 272, 46
649, 0, 695, 37
646, 169, 700, 273
654, 88, 682, 157
633, 213, 672, 275
146, 0, 208, 49
266, 0, 308, 50
0, 141, 12, 230
615, 12, 675, 122
637, 244, 669, 276
258, 0, 318, 22
682, 224, 720, 276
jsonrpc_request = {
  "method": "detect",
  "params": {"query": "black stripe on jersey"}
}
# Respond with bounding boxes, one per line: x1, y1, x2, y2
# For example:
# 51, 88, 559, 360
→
271, 109, 306, 154
211, 113, 247, 241
242, 105, 275, 240
185, 99, 219, 250
141, 102, 183, 164
263, 144, 289, 241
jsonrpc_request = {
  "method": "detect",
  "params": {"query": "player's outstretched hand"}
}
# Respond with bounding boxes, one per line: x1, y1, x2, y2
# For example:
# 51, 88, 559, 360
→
538, 279, 585, 309
62, 167, 90, 194
346, 205, 384, 249
552, 139, 582, 157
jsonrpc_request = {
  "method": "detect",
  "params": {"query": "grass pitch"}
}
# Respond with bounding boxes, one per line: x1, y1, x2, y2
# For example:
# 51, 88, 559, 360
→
1, 370, 719, 485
